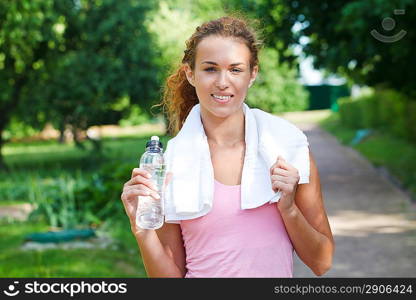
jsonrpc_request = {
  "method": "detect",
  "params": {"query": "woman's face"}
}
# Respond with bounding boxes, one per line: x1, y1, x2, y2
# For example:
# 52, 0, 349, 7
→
184, 35, 258, 119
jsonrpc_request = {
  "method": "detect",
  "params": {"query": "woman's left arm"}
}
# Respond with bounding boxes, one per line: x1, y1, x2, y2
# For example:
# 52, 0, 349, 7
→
270, 150, 334, 276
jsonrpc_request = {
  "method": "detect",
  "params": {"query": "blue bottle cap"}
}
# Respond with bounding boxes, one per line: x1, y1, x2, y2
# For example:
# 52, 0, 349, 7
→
146, 136, 163, 150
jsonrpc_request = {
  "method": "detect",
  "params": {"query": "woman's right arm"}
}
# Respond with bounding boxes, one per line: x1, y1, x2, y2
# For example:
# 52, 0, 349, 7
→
136, 223, 186, 277
121, 168, 186, 277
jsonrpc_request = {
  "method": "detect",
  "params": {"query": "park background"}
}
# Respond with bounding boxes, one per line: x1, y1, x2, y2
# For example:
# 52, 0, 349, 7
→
0, 0, 415, 277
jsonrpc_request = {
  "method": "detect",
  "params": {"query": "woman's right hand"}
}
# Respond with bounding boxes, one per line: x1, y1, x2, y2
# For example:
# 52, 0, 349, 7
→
120, 168, 172, 234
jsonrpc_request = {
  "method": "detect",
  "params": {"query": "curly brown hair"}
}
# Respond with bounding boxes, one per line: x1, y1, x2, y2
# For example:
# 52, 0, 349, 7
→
155, 15, 263, 136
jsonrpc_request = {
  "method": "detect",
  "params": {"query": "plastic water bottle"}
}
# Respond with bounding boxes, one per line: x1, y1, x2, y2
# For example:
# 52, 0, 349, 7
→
136, 136, 166, 230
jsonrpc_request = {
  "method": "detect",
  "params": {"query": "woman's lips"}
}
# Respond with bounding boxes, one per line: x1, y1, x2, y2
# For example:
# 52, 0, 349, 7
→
211, 94, 233, 104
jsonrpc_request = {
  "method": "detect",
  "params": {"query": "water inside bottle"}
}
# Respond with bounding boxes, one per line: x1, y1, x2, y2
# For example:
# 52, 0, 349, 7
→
136, 164, 166, 230
136, 195, 164, 229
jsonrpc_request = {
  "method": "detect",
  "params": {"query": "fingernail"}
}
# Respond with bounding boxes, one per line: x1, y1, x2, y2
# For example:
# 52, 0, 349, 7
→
153, 193, 160, 199
147, 174, 151, 178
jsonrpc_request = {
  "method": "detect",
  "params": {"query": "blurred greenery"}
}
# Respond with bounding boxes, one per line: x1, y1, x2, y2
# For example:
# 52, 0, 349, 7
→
0, 218, 146, 277
0, 0, 161, 166
320, 112, 416, 201
338, 89, 416, 143
247, 47, 309, 113
334, 88, 416, 199
0, 133, 169, 204
235, 0, 416, 97
0, 132, 168, 277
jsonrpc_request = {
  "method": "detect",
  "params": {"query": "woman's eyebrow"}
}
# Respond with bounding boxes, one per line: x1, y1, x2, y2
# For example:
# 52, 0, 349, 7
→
201, 61, 245, 66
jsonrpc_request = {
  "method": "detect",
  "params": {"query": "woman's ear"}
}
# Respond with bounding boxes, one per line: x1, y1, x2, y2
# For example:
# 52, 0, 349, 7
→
249, 65, 259, 88
183, 64, 195, 87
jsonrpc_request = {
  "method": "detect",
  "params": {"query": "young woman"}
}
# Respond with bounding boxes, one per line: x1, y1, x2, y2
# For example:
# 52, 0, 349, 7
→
120, 16, 334, 278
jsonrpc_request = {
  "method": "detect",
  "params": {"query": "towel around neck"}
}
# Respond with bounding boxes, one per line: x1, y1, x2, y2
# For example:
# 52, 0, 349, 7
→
163, 103, 310, 223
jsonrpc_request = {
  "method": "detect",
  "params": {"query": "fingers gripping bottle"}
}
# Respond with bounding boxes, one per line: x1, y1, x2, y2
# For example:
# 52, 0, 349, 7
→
136, 136, 166, 230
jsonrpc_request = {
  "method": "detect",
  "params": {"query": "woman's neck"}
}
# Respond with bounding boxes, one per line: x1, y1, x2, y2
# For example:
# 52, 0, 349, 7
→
200, 108, 245, 147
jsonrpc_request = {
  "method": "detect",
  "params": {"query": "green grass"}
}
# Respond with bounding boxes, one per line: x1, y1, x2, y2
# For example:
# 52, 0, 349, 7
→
0, 133, 170, 205
2, 134, 163, 172
0, 218, 146, 277
318, 112, 357, 144
320, 112, 416, 200
0, 128, 169, 277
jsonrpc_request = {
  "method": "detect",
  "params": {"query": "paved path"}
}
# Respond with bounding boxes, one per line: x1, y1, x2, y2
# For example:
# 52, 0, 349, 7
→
0, 203, 34, 221
292, 122, 416, 277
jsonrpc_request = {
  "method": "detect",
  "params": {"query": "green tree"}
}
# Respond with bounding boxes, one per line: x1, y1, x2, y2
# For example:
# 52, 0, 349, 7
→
235, 0, 416, 97
0, 0, 59, 168
146, 1, 201, 79
247, 47, 308, 112
146, 0, 227, 78
0, 0, 160, 167
24, 0, 160, 149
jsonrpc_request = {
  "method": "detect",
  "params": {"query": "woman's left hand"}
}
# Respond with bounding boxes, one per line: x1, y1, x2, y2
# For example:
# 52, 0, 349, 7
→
270, 156, 300, 213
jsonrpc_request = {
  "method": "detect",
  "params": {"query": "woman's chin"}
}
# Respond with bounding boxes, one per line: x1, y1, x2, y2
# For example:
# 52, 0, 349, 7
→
201, 103, 241, 120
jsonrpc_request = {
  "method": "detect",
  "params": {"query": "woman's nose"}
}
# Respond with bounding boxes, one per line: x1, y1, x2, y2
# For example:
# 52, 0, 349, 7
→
215, 71, 229, 89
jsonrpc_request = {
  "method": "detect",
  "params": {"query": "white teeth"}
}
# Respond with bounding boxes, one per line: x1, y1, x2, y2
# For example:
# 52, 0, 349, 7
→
212, 94, 231, 100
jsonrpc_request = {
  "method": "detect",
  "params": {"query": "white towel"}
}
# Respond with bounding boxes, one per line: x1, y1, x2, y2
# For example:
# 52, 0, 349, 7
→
163, 103, 310, 223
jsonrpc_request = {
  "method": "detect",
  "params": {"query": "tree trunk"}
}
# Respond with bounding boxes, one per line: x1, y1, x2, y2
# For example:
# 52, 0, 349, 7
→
0, 73, 28, 170
0, 126, 9, 171
72, 125, 85, 150
58, 121, 66, 144
87, 134, 102, 154
0, 104, 14, 171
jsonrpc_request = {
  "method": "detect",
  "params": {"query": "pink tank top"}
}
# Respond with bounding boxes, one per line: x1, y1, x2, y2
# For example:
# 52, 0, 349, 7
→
180, 179, 294, 278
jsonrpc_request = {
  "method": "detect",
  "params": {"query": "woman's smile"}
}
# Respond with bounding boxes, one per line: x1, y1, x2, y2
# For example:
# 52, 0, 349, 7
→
211, 94, 234, 104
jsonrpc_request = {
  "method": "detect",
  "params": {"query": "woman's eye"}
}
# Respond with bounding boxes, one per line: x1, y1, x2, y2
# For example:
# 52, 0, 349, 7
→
204, 67, 216, 72
231, 68, 242, 73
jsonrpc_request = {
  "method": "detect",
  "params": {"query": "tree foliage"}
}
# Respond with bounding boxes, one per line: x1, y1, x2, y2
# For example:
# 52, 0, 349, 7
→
146, 0, 228, 77
235, 0, 416, 97
0, 0, 160, 166
23, 0, 160, 135
0, 0, 59, 167
247, 47, 308, 112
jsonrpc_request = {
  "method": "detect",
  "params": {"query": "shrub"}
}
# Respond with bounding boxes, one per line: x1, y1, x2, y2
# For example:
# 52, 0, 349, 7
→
406, 102, 416, 143
338, 89, 415, 143
338, 97, 364, 129
73, 161, 133, 225
247, 48, 309, 113
28, 161, 133, 229
27, 173, 89, 229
